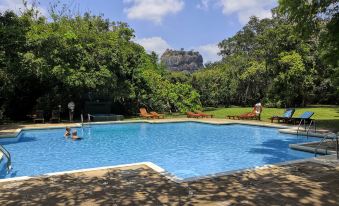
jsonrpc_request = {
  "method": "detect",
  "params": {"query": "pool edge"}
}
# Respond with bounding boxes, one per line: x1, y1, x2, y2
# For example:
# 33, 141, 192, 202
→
1, 119, 328, 140
1, 154, 337, 184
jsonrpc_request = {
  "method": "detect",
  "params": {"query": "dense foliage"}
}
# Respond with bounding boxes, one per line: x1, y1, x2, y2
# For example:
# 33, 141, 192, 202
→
0, 1, 338, 121
279, 0, 339, 67
0, 9, 200, 120
191, 7, 338, 108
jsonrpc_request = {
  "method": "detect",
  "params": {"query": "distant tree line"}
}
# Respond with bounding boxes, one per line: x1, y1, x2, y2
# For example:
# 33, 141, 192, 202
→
170, 1, 339, 108
0, 1, 338, 121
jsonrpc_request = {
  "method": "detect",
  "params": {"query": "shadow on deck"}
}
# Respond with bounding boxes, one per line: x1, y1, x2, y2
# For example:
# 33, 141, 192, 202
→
0, 161, 338, 205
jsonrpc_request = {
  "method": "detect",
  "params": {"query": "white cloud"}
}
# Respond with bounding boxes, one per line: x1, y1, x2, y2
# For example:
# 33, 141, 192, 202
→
0, 0, 22, 13
197, 0, 276, 24
134, 36, 171, 55
123, 0, 184, 24
219, 0, 275, 24
0, 0, 47, 16
237, 7, 272, 25
195, 43, 221, 63
196, 0, 211, 10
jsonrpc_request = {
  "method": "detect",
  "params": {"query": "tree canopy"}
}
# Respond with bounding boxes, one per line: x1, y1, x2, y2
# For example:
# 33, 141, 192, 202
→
0, 1, 337, 121
0, 8, 201, 120
195, 9, 338, 107
279, 0, 339, 94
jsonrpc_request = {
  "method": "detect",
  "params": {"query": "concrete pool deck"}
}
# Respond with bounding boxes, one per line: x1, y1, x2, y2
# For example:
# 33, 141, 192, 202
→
0, 118, 338, 205
0, 155, 338, 205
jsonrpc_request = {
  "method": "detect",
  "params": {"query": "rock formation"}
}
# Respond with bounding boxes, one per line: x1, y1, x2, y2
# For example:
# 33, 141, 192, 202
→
160, 49, 203, 72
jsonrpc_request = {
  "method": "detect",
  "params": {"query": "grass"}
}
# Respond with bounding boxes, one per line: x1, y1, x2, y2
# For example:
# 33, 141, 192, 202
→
1, 105, 337, 133
132, 105, 339, 132
205, 105, 339, 132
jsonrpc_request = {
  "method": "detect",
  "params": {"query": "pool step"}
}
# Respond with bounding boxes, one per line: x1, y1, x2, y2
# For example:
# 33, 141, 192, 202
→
289, 142, 337, 155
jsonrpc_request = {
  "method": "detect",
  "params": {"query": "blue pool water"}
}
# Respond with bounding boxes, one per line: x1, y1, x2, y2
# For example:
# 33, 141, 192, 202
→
0, 123, 319, 179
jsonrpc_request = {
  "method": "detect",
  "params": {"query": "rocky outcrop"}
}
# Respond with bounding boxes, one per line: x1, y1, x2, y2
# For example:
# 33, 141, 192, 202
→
160, 49, 203, 72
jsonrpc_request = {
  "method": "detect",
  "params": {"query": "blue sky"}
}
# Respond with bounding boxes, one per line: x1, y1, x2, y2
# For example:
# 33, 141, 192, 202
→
0, 0, 277, 63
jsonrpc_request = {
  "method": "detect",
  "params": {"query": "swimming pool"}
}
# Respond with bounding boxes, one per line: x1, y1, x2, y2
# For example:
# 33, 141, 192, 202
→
0, 122, 319, 179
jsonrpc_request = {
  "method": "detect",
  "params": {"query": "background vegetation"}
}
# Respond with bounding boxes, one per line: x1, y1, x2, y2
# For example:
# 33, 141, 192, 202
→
0, 1, 338, 121
191, 2, 338, 108
0, 5, 201, 120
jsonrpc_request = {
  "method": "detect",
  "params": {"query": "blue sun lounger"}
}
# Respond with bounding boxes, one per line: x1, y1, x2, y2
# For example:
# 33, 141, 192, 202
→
269, 108, 295, 123
291, 111, 314, 124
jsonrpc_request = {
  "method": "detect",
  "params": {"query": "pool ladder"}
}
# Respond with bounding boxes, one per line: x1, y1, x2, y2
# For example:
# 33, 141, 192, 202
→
81, 114, 92, 137
80, 114, 92, 127
297, 119, 316, 138
0, 144, 12, 173
314, 133, 339, 159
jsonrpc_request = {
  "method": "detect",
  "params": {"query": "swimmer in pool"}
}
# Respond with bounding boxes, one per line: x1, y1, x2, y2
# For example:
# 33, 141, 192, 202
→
71, 130, 81, 140
64, 127, 71, 137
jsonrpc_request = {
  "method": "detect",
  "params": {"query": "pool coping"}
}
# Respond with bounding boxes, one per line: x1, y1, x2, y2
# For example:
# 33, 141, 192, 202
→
289, 142, 337, 155
0, 162, 166, 183
0, 119, 307, 144
1, 118, 332, 139
179, 154, 339, 182
0, 153, 337, 184
0, 119, 334, 183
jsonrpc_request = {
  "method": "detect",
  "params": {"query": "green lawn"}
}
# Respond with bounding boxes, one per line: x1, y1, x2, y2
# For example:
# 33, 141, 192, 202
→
206, 105, 339, 132
128, 105, 339, 131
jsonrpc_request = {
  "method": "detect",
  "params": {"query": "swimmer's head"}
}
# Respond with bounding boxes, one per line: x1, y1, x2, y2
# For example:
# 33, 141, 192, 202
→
72, 130, 77, 135
66, 127, 71, 131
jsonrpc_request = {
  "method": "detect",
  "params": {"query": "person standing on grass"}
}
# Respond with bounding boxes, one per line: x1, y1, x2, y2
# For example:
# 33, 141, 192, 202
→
68, 101, 75, 122
254, 102, 263, 120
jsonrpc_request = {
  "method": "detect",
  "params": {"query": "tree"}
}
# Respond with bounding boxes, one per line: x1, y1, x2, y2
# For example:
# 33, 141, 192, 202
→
218, 16, 274, 59
0, 11, 35, 119
279, 0, 339, 98
269, 51, 314, 106
0, 7, 202, 119
215, 9, 337, 107
141, 69, 201, 113
192, 63, 237, 107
